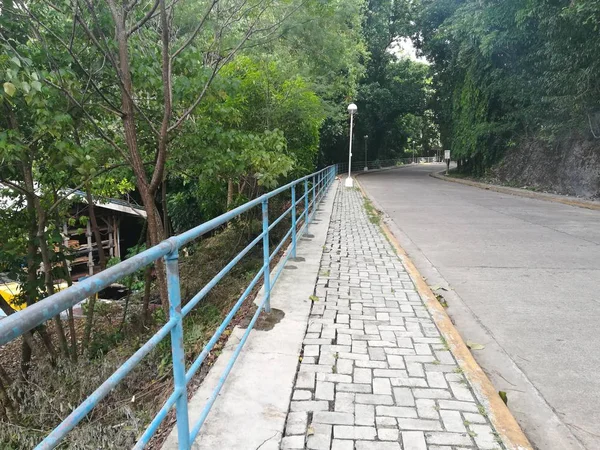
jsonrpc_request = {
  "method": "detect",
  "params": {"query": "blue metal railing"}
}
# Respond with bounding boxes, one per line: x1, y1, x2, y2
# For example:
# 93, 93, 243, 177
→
0, 165, 337, 449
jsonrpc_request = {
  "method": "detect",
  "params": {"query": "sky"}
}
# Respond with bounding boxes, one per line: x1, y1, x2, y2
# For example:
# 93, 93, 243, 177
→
389, 37, 429, 64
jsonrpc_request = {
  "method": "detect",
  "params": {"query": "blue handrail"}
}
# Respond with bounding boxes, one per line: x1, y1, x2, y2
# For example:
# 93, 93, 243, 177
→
0, 165, 337, 449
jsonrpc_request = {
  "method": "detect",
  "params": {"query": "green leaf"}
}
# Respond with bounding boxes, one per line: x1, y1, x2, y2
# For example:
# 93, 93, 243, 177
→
498, 391, 508, 405
3, 82, 16, 97
466, 341, 485, 351
31, 80, 42, 92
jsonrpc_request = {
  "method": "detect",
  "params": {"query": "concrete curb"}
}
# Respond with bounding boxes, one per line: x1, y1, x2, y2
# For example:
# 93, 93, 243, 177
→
354, 177, 533, 450
430, 171, 600, 211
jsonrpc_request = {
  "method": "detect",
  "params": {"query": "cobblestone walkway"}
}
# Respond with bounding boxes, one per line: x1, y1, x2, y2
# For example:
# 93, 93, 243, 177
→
281, 186, 502, 450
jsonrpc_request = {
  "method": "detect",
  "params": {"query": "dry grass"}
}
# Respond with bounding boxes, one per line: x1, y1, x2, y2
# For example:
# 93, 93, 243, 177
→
0, 207, 292, 449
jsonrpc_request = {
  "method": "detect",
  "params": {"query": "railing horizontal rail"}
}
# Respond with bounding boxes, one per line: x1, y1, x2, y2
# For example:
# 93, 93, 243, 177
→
0, 165, 337, 449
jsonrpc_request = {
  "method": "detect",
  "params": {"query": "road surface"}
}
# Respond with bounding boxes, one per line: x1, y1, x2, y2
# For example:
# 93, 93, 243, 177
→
359, 164, 600, 450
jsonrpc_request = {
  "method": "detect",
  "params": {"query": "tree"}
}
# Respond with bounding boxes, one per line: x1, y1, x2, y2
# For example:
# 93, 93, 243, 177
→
2, 0, 311, 309
414, 0, 600, 174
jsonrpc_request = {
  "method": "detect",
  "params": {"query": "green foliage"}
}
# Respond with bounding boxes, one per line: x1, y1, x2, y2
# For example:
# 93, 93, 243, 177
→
321, 0, 440, 164
415, 0, 600, 173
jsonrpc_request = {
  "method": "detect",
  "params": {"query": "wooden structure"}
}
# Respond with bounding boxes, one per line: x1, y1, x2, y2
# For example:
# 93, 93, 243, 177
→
65, 192, 147, 281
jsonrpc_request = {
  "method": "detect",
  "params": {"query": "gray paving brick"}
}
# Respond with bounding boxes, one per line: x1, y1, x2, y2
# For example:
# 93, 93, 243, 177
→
376, 405, 418, 418
293, 390, 312, 400
402, 431, 427, 450
449, 381, 475, 402
337, 358, 354, 375
282, 186, 503, 450
355, 441, 401, 450
337, 383, 372, 393
356, 394, 394, 405
354, 367, 372, 384
463, 412, 488, 424
290, 400, 330, 412
439, 409, 467, 432
415, 399, 439, 419
378, 427, 399, 440
335, 392, 355, 413
285, 411, 308, 435
424, 431, 473, 446
437, 400, 479, 412
373, 377, 392, 395
334, 425, 377, 440
392, 387, 415, 406
355, 403, 375, 426
332, 439, 354, 450
313, 411, 354, 425
397, 417, 443, 431
296, 371, 315, 389
281, 435, 305, 449
412, 388, 453, 400
317, 373, 353, 383
470, 424, 501, 449
355, 359, 388, 369
300, 364, 334, 373
307, 423, 332, 450
425, 372, 448, 389
373, 369, 408, 378
304, 344, 320, 357
315, 380, 335, 401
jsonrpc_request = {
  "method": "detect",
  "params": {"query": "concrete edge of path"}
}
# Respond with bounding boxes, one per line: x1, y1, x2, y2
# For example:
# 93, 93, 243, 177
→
161, 180, 338, 450
354, 177, 533, 450
430, 171, 600, 211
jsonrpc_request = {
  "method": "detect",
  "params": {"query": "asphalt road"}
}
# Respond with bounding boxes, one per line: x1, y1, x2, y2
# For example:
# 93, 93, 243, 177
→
359, 164, 600, 450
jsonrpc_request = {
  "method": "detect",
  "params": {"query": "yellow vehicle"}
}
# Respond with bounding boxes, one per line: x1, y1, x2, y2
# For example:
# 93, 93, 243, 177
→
0, 277, 69, 316
0, 280, 26, 312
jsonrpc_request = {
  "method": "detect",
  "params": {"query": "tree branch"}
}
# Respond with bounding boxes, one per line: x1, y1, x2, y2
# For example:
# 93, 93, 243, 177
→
44, 78, 130, 164
170, 0, 219, 60
47, 162, 151, 214
18, 0, 123, 116
127, 0, 160, 36
0, 179, 35, 198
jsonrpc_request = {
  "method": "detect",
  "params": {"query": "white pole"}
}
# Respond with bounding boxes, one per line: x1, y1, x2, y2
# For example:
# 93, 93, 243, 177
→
345, 103, 357, 188
348, 113, 354, 178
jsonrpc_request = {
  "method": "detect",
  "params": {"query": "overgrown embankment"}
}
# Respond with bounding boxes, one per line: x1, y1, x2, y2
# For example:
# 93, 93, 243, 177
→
0, 210, 293, 449
490, 138, 600, 199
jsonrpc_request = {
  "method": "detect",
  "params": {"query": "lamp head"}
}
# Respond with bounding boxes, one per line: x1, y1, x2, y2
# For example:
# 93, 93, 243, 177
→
347, 103, 357, 115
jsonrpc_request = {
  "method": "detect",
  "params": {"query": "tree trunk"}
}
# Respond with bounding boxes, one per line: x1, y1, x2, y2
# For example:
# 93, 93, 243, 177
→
59, 256, 78, 362
227, 179, 235, 208
0, 372, 17, 423
85, 188, 107, 270
141, 266, 153, 325
20, 339, 32, 380
110, 3, 169, 311
82, 294, 96, 353
21, 155, 70, 358
161, 177, 170, 238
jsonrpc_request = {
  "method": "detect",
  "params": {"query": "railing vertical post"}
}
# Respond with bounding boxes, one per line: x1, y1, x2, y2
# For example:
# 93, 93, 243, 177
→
262, 198, 271, 313
319, 171, 323, 199
312, 174, 316, 219
304, 179, 310, 226
317, 172, 320, 202
291, 185, 297, 258
165, 249, 190, 450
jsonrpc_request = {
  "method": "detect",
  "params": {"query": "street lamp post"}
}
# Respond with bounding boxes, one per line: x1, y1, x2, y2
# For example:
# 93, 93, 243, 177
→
364, 135, 369, 171
345, 103, 357, 188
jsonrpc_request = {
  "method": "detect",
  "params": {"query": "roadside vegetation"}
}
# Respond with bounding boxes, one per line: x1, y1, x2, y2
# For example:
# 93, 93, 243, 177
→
415, 0, 600, 180
0, 0, 441, 446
